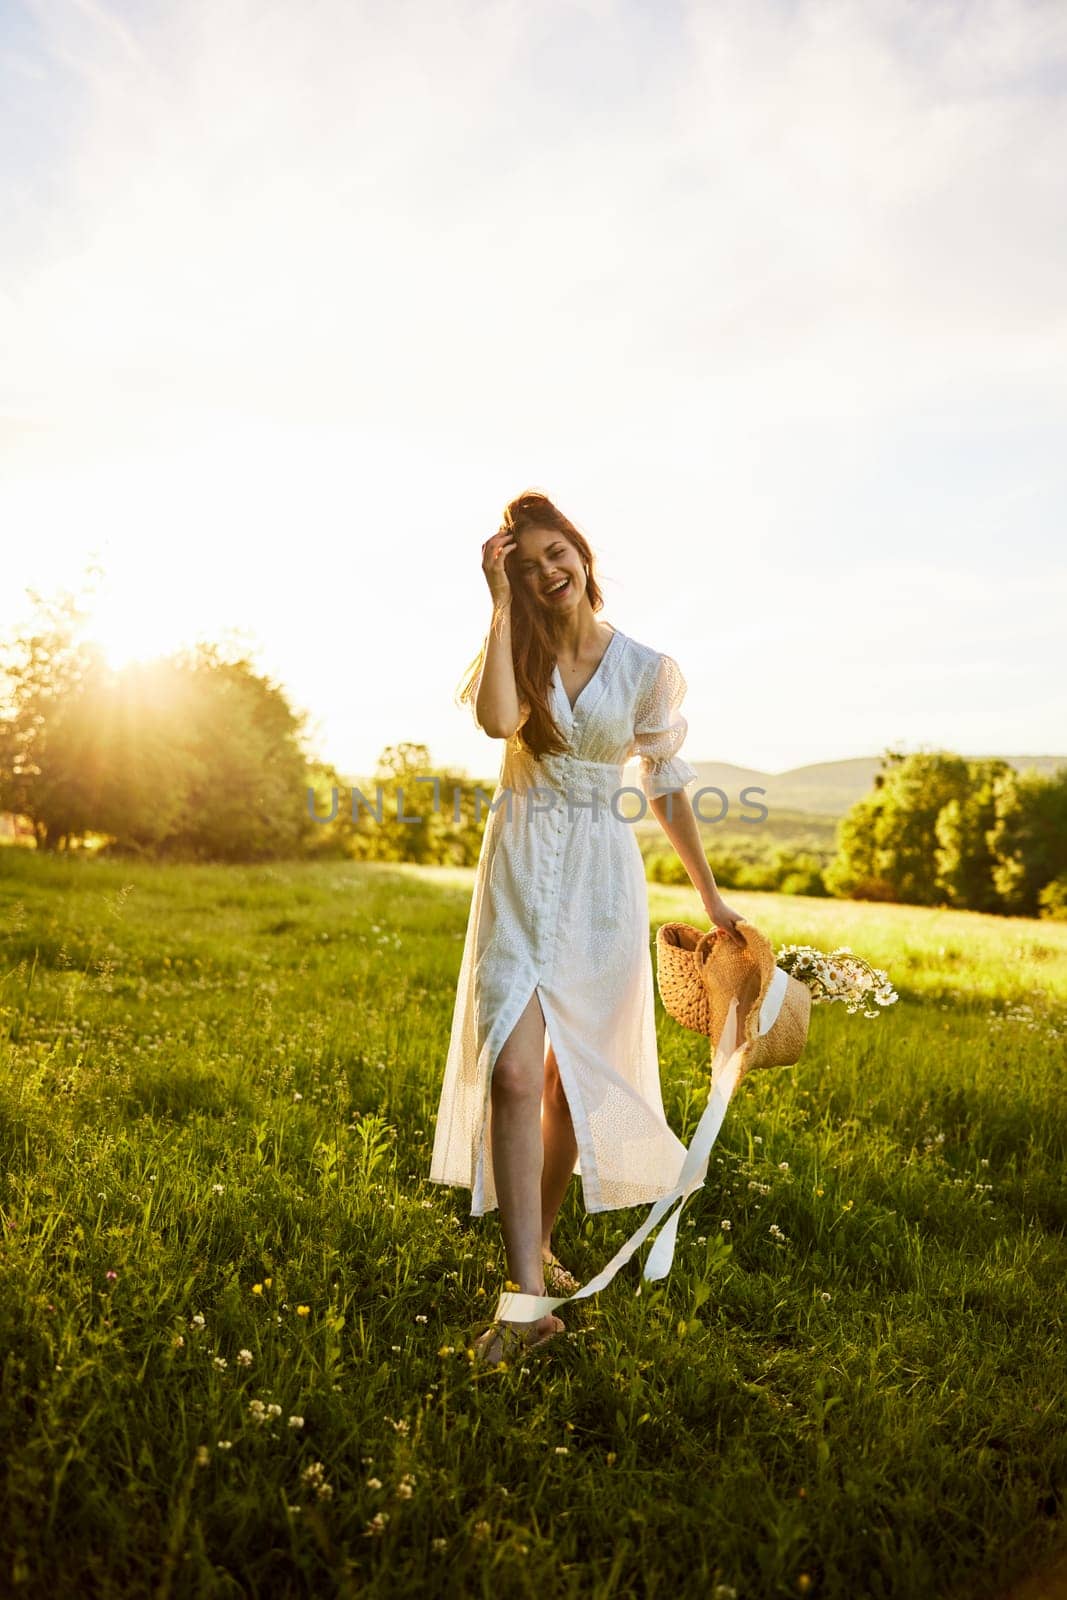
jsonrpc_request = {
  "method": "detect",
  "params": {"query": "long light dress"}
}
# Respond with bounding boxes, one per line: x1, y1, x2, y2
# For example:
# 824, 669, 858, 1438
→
429, 623, 700, 1216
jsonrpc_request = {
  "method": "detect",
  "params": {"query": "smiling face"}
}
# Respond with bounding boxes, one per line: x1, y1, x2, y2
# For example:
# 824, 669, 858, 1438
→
512, 525, 587, 613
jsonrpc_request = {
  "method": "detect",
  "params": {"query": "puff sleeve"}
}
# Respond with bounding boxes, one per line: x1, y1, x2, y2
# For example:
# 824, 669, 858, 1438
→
631, 652, 699, 800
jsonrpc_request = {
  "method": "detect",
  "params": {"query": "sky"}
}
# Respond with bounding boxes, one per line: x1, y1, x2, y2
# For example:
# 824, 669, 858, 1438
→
1, 0, 1065, 780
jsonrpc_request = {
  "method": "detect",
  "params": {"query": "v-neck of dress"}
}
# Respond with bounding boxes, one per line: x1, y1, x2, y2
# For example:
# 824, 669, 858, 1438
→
552, 624, 619, 716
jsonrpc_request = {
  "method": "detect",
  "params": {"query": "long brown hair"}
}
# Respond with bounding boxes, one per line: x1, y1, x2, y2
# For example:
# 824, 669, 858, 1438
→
456, 489, 605, 758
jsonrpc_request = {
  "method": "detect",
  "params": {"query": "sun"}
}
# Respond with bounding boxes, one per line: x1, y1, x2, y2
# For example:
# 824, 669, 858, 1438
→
84, 594, 180, 673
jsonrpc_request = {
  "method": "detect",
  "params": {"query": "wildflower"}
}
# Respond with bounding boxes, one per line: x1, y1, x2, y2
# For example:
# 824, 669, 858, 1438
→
415, 1314, 428, 1324
720, 1220, 732, 1231
778, 1161, 789, 1172
293, 1092, 303, 1102
288, 1415, 304, 1430
172, 1334, 185, 1349
237, 1348, 253, 1367
195, 1445, 210, 1467
364, 1513, 389, 1536
397, 1482, 414, 1500
753, 1135, 762, 1144
367, 1476, 383, 1490
473, 1521, 491, 1540
820, 1291, 832, 1303
263, 1277, 272, 1288
391, 1344, 401, 1352
432, 1537, 447, 1552
252, 1284, 263, 1296
217, 1440, 233, 1451
815, 1187, 824, 1196
213, 1357, 227, 1371
696, 1236, 707, 1244
212, 1183, 224, 1195
389, 1418, 410, 1435
554, 1446, 569, 1455
296, 1305, 310, 1318
302, 1461, 326, 1485
438, 1345, 456, 1357
106, 1270, 118, 1283
248, 1399, 268, 1425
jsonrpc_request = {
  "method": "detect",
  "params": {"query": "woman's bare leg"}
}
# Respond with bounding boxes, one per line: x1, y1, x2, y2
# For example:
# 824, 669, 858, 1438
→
540, 1043, 578, 1259
475, 989, 564, 1362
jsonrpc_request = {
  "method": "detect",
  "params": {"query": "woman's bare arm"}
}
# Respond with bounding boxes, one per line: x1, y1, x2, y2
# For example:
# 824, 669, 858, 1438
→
649, 790, 746, 942
475, 530, 530, 739
476, 601, 530, 738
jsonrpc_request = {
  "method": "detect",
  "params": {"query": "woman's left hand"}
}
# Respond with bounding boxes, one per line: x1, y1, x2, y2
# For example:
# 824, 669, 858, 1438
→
705, 894, 746, 946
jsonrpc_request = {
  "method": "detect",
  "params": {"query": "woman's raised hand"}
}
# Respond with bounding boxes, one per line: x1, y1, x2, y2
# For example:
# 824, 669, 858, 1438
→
481, 528, 517, 605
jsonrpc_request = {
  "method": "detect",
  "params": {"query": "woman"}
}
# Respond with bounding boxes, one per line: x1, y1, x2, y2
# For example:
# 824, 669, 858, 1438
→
429, 490, 745, 1365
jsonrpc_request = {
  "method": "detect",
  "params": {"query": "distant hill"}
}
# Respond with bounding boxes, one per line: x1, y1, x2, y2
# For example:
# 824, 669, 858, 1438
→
342, 753, 1067, 821
682, 755, 1067, 817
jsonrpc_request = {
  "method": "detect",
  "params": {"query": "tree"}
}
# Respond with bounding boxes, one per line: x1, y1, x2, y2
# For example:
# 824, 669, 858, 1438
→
826, 749, 970, 906
988, 765, 1067, 916
934, 758, 1013, 912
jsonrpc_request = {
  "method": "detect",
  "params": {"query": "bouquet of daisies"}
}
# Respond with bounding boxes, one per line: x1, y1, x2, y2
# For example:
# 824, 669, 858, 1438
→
773, 944, 898, 1018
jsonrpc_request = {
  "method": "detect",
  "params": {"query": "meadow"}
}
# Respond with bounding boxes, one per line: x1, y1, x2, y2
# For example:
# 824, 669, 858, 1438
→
0, 848, 1065, 1599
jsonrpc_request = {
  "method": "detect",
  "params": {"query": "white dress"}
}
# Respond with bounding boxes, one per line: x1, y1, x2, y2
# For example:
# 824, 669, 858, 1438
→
429, 623, 700, 1216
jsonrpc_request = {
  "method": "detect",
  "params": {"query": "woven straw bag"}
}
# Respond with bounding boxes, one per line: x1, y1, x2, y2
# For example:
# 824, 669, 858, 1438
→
656, 918, 811, 1078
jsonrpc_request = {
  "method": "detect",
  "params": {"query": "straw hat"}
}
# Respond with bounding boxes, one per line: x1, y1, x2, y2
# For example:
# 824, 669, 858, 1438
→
656, 919, 811, 1078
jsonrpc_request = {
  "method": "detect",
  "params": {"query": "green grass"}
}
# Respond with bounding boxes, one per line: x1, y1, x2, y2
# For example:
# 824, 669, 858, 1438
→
0, 848, 1065, 1599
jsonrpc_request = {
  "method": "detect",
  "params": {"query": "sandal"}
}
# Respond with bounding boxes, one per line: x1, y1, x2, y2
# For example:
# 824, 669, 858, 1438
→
471, 1314, 563, 1369
543, 1255, 581, 1296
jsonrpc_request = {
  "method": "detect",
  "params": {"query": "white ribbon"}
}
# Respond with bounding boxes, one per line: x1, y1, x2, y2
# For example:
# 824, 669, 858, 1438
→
494, 966, 790, 1325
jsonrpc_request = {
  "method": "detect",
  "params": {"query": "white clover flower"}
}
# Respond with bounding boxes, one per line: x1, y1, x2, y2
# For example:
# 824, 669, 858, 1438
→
415, 1314, 428, 1324
367, 1476, 383, 1490
720, 1220, 732, 1231
778, 1161, 789, 1171
172, 1334, 185, 1349
213, 1356, 227, 1371
267, 1403, 282, 1418
211, 1183, 224, 1196
820, 1291, 832, 1303
288, 1415, 304, 1430
190, 1313, 205, 1329
217, 1440, 233, 1451
237, 1349, 253, 1367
